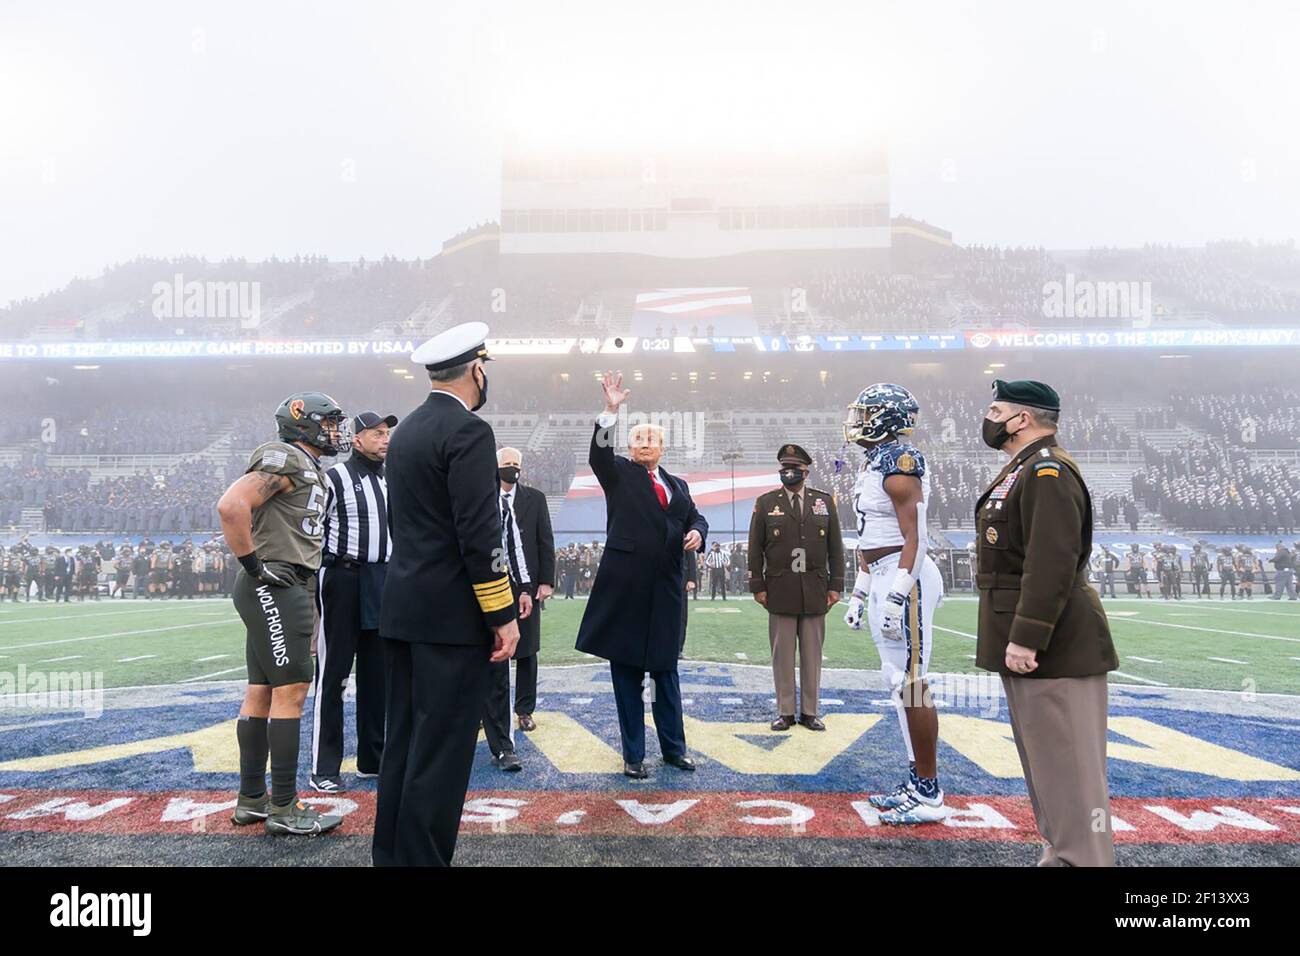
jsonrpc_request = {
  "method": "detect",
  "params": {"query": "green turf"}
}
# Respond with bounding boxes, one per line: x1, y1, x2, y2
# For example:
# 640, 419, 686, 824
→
0, 594, 1297, 694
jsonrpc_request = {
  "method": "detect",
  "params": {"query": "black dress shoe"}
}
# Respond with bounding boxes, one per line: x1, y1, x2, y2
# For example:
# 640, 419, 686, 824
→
663, 754, 696, 771
623, 761, 648, 779
516, 714, 537, 732
495, 751, 523, 772
799, 714, 826, 731
770, 715, 796, 731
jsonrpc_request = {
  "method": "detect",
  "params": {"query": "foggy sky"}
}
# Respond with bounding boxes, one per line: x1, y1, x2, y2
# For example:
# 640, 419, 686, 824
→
2, 0, 1297, 308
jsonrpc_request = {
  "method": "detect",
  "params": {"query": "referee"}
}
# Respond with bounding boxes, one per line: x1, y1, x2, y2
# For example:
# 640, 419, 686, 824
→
310, 411, 397, 793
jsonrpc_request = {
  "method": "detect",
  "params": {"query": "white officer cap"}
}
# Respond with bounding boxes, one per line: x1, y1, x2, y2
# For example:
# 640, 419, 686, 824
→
410, 321, 493, 371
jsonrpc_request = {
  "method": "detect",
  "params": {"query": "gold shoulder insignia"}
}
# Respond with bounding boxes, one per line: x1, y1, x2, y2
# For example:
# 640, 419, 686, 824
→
896, 452, 916, 474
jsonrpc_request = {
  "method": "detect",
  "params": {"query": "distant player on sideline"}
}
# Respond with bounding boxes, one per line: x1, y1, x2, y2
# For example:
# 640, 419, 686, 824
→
217, 392, 351, 836
842, 383, 946, 825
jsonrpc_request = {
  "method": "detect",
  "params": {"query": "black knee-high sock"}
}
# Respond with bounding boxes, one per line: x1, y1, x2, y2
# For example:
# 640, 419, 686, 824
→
236, 716, 269, 799
268, 717, 301, 808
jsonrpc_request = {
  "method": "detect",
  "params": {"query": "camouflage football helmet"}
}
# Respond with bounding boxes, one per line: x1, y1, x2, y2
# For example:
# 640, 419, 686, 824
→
274, 392, 351, 454
843, 383, 920, 445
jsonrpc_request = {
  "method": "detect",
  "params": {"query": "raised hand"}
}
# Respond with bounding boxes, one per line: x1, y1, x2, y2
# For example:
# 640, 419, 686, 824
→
601, 370, 630, 413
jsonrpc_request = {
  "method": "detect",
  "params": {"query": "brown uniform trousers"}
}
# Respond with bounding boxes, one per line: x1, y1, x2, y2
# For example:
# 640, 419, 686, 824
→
748, 486, 843, 718
975, 436, 1119, 867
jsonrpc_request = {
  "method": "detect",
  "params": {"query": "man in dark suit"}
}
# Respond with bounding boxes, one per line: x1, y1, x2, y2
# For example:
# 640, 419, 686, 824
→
481, 446, 556, 771
374, 322, 520, 867
576, 371, 708, 779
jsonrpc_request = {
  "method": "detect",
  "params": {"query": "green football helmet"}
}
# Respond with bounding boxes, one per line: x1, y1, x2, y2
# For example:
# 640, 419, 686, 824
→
274, 392, 351, 454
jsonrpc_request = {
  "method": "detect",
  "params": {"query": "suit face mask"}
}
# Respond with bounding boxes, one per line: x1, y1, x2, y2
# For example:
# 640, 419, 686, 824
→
498, 466, 520, 485
779, 468, 804, 487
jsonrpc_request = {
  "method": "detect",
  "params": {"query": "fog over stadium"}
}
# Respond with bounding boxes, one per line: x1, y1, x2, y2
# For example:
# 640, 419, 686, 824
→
3, 1, 1298, 307
1, 0, 1299, 881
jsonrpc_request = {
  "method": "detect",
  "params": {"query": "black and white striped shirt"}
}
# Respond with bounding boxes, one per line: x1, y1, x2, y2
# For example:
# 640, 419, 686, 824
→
322, 455, 391, 563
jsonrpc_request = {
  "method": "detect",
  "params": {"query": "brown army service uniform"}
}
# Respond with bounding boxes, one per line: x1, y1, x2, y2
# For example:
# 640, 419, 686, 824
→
975, 435, 1119, 866
748, 485, 844, 719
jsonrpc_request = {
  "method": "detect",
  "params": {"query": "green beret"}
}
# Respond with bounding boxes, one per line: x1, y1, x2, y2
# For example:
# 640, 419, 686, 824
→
991, 379, 1060, 411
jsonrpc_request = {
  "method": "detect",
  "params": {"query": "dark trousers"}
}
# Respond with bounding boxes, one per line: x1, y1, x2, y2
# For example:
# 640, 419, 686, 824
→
609, 662, 686, 764
373, 639, 489, 868
483, 652, 538, 755
709, 567, 726, 599
1099, 571, 1115, 597
563, 570, 576, 598
312, 564, 385, 777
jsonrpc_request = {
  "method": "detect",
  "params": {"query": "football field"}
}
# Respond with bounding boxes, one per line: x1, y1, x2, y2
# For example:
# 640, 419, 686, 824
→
3, 592, 1299, 867
2, 593, 1297, 695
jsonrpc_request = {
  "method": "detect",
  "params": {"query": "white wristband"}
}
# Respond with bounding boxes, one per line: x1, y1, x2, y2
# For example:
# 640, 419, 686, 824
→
852, 569, 871, 598
888, 567, 915, 598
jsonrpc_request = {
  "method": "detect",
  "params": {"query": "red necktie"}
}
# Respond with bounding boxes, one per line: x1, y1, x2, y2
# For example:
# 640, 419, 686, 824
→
648, 469, 668, 510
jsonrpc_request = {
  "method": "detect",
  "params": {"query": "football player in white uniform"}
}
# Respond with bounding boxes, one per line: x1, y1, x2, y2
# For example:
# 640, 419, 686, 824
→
842, 383, 947, 824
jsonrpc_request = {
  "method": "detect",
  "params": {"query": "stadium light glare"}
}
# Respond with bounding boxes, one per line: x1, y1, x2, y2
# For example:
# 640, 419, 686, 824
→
73, 365, 99, 371
498, 5, 885, 154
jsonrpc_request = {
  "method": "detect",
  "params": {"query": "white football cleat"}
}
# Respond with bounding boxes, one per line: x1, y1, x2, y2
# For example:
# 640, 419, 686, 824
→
868, 782, 915, 811
879, 790, 947, 825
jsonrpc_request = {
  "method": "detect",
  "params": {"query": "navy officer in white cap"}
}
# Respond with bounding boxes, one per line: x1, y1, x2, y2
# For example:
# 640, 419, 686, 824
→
373, 321, 520, 867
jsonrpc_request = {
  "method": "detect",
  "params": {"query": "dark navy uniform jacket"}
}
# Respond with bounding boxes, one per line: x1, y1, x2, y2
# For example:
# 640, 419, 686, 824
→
380, 391, 517, 644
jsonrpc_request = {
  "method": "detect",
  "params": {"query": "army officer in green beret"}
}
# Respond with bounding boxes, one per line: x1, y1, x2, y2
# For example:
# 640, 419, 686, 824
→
748, 444, 844, 731
975, 379, 1119, 867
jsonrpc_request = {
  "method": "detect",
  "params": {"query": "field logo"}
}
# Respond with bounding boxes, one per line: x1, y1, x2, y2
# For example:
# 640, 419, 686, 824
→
49, 885, 151, 936
1042, 273, 1151, 327
152, 273, 261, 328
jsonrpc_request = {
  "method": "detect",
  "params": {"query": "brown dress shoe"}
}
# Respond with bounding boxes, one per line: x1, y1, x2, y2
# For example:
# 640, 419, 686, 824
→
517, 714, 537, 732
799, 714, 826, 731
770, 715, 796, 731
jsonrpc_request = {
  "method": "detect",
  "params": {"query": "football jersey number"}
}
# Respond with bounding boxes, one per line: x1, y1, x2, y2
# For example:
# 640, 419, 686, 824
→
302, 483, 327, 537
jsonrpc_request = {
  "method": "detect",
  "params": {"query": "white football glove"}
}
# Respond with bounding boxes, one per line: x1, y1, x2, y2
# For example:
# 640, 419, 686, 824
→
843, 595, 866, 630
879, 590, 907, 642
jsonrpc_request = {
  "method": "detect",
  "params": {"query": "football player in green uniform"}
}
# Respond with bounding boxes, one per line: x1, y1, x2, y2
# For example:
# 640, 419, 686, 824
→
217, 392, 351, 836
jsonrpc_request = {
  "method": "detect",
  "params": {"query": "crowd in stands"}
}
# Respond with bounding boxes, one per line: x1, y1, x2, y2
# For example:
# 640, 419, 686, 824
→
7, 239, 1299, 344
800, 270, 944, 330
1126, 243, 1300, 318
1133, 438, 1298, 534
1174, 387, 1300, 449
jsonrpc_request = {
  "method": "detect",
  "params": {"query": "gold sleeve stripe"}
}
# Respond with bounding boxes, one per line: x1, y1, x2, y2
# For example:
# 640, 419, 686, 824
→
476, 589, 514, 613
473, 577, 512, 595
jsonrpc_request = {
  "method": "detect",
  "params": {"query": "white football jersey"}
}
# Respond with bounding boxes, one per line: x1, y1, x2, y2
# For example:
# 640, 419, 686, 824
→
853, 441, 929, 549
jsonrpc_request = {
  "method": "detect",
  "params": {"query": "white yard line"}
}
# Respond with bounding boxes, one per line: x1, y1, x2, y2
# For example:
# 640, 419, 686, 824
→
1111, 670, 1168, 686
194, 654, 230, 663
0, 607, 184, 626
36, 655, 83, 663
0, 619, 239, 651
116, 655, 158, 663
1106, 616, 1300, 644
1208, 656, 1249, 665
179, 666, 246, 683
1127, 656, 1163, 664
933, 625, 977, 641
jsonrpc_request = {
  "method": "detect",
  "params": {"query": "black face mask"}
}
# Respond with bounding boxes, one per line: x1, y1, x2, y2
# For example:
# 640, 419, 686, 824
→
982, 413, 1023, 450
779, 468, 804, 487
498, 466, 520, 485
471, 365, 488, 412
